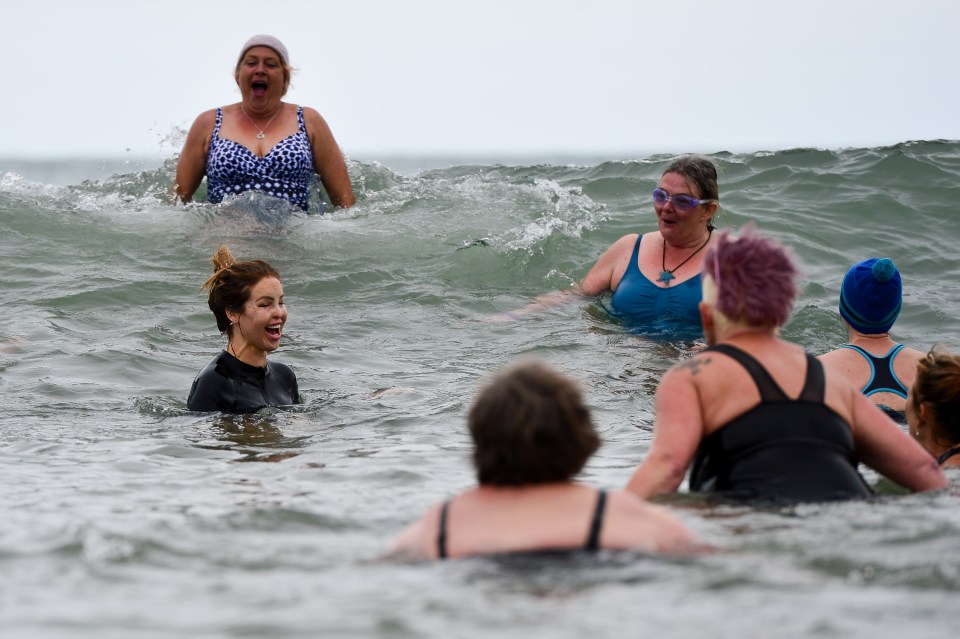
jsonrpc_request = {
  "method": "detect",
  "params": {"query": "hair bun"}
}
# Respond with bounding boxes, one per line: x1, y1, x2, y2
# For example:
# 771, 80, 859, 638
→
211, 244, 237, 273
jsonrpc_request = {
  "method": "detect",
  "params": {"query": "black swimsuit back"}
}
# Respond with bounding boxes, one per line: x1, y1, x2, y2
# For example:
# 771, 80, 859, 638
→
689, 344, 873, 503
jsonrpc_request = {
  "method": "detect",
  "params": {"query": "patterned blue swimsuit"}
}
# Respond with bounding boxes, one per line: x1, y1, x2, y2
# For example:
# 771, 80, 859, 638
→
206, 106, 315, 211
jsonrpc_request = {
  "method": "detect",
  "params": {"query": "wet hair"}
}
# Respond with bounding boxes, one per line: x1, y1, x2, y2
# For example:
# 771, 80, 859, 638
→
701, 225, 800, 328
912, 345, 960, 446
202, 245, 281, 335
469, 361, 599, 486
662, 155, 720, 229
662, 155, 719, 202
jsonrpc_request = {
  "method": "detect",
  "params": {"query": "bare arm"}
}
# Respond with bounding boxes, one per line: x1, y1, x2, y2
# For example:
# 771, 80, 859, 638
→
390, 503, 440, 560
848, 388, 947, 491
626, 359, 707, 498
490, 233, 638, 321
304, 107, 355, 209
579, 233, 638, 296
173, 110, 216, 204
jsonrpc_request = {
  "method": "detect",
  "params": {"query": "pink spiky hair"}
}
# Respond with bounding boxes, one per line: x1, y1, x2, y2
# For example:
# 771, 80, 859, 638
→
702, 224, 801, 327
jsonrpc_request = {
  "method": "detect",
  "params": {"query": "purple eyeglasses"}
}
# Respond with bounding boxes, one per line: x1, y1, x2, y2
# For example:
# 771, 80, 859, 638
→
652, 188, 716, 210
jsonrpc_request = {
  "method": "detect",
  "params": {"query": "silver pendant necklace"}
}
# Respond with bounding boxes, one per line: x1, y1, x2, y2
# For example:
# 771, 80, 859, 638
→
240, 106, 281, 140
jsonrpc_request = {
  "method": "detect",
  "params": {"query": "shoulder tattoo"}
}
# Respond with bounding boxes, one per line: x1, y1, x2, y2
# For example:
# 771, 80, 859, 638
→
676, 355, 712, 376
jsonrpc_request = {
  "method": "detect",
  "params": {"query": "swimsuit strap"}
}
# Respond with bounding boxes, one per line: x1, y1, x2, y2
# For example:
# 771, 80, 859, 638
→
584, 489, 607, 551
839, 343, 870, 358
297, 106, 306, 132
937, 445, 960, 466
797, 352, 826, 403
705, 344, 789, 402
212, 107, 223, 136
437, 499, 450, 559
629, 233, 642, 262
705, 344, 824, 403
840, 342, 905, 361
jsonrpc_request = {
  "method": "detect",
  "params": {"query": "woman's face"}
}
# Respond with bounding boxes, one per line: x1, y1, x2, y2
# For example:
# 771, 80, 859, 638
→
654, 172, 716, 244
236, 46, 287, 102
230, 277, 287, 354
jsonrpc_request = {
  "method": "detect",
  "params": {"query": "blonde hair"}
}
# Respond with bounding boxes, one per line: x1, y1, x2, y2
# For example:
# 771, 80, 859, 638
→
912, 344, 960, 446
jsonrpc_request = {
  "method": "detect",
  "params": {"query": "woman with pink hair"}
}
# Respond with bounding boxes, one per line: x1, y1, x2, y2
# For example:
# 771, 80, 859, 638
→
627, 226, 946, 503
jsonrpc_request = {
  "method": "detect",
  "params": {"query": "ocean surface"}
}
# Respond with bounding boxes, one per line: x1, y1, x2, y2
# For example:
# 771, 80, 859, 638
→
2, 142, 960, 638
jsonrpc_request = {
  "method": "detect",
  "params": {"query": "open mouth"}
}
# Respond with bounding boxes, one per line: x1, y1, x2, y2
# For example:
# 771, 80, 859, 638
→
266, 324, 282, 340
252, 81, 268, 97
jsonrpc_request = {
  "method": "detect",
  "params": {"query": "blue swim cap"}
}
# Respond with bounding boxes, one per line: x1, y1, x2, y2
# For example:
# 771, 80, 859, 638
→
839, 257, 902, 334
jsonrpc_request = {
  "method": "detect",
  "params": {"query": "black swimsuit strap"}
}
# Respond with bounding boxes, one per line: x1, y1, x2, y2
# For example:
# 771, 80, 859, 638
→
584, 489, 607, 551
937, 445, 960, 466
797, 352, 826, 403
705, 344, 787, 401
705, 344, 824, 403
437, 500, 450, 559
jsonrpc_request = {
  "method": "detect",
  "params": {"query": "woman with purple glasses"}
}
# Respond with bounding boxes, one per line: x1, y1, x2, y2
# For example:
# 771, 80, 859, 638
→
496, 155, 720, 334
626, 226, 946, 503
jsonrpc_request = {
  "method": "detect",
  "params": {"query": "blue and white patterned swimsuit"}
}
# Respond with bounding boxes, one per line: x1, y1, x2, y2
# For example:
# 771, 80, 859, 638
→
206, 106, 315, 211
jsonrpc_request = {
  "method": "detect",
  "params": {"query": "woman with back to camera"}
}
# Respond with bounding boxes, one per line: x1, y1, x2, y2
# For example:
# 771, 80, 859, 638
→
392, 360, 701, 560
907, 345, 960, 468
818, 257, 924, 423
187, 245, 299, 413
500, 155, 720, 334
174, 34, 355, 211
626, 226, 946, 503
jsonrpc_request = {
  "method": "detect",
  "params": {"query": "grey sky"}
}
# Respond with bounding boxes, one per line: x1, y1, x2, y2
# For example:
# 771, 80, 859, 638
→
6, 0, 959, 159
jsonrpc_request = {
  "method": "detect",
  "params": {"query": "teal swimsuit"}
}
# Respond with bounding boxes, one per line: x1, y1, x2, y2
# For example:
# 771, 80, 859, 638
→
607, 234, 703, 334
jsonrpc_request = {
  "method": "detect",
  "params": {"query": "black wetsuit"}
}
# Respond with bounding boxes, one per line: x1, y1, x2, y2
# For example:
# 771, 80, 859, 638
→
187, 350, 300, 414
437, 489, 608, 559
689, 344, 872, 503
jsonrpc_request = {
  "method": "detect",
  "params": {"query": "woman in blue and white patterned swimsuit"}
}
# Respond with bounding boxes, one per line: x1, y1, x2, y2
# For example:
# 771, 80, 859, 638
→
174, 34, 355, 212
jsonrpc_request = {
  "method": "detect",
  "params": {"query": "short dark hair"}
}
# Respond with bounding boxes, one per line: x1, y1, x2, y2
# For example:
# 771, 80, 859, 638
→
912, 345, 960, 446
469, 361, 599, 486
202, 245, 281, 335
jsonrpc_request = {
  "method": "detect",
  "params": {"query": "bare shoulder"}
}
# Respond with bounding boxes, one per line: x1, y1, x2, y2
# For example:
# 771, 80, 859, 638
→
898, 345, 927, 364
190, 108, 219, 128
300, 106, 331, 129
598, 233, 641, 266
817, 347, 847, 363
390, 502, 442, 560
580, 233, 640, 295
604, 232, 640, 254
669, 349, 719, 379
604, 490, 701, 553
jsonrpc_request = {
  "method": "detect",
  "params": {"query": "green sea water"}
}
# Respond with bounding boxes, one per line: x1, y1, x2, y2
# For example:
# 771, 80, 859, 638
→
1, 142, 959, 638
